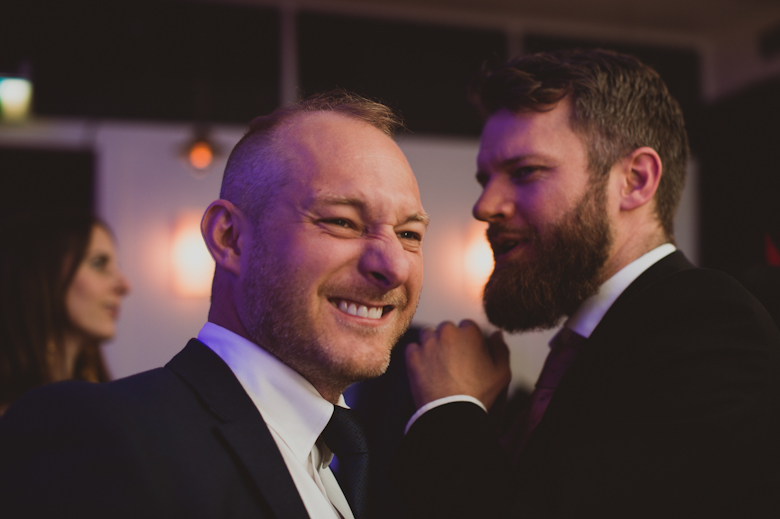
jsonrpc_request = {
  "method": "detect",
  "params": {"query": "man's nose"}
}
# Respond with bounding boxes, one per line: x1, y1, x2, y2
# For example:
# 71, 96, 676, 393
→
358, 236, 410, 290
473, 176, 516, 223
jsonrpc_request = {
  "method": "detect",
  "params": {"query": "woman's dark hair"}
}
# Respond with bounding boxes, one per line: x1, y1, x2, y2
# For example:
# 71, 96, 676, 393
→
0, 211, 110, 409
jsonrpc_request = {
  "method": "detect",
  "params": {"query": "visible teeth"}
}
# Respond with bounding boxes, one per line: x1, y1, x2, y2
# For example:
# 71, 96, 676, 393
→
334, 300, 384, 320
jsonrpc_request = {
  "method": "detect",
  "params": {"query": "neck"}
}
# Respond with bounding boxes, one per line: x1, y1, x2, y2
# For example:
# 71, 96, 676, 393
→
208, 277, 349, 405
49, 333, 83, 381
207, 308, 346, 405
208, 275, 256, 344
601, 223, 668, 284
312, 380, 347, 405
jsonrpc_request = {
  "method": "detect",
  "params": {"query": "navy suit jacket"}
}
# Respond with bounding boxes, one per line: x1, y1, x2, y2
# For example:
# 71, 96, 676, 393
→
392, 252, 780, 518
0, 340, 311, 519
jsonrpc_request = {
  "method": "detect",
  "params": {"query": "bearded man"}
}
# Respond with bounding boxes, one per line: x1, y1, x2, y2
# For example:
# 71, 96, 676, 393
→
0, 91, 429, 519
391, 50, 780, 519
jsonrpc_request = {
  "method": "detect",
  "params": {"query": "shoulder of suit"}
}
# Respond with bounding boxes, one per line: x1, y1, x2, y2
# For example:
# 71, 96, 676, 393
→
1, 365, 187, 432
640, 264, 764, 309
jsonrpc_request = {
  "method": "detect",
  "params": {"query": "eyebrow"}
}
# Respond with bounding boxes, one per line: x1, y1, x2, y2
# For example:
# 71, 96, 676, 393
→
312, 194, 430, 227
404, 212, 430, 227
478, 153, 550, 174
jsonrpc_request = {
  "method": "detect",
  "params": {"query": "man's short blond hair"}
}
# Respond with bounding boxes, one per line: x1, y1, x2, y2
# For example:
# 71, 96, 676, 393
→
220, 90, 403, 221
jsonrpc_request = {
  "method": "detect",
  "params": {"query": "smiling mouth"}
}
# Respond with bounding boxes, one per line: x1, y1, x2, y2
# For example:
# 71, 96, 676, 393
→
330, 299, 392, 320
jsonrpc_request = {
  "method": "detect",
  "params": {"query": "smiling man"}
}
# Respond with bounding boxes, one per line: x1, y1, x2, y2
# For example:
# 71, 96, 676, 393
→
392, 50, 780, 519
0, 91, 427, 519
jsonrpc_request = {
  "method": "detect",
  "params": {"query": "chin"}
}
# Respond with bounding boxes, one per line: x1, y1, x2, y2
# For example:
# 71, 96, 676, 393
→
339, 356, 391, 385
328, 337, 394, 383
84, 327, 116, 343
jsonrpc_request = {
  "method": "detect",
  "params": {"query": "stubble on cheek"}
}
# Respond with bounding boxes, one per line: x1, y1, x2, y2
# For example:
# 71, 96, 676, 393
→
241, 242, 416, 388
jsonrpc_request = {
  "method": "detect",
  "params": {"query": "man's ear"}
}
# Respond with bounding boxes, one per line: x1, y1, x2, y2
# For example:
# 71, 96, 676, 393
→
618, 147, 662, 212
201, 199, 247, 276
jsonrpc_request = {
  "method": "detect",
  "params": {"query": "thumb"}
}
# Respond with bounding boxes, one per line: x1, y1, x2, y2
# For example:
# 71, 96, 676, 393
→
487, 331, 510, 368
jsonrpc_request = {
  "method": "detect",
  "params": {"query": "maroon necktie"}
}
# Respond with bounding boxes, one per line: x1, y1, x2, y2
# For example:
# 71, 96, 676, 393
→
505, 327, 587, 461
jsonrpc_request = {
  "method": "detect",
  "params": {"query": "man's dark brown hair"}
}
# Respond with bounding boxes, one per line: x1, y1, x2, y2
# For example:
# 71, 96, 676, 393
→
471, 49, 689, 240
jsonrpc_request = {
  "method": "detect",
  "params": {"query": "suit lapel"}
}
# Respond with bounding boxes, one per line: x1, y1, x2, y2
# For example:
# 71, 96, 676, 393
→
582, 251, 694, 361
600, 250, 694, 322
529, 252, 696, 436
216, 418, 311, 519
167, 340, 310, 519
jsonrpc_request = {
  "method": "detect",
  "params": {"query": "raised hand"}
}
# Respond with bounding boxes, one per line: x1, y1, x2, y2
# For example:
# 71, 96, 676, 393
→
405, 319, 511, 410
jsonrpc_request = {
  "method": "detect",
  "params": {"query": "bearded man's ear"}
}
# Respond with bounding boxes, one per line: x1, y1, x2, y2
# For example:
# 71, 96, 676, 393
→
618, 147, 662, 212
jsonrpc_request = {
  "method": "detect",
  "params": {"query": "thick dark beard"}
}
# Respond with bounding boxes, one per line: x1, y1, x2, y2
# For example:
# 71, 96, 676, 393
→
482, 178, 613, 332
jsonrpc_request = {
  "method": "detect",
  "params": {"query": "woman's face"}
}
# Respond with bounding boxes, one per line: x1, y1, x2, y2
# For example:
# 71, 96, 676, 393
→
65, 225, 131, 342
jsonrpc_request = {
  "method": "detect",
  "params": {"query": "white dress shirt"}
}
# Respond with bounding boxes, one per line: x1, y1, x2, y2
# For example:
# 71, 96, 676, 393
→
405, 243, 677, 432
197, 323, 354, 519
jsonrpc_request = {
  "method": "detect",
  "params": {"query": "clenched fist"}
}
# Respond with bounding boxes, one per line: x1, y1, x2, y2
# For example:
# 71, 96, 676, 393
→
405, 319, 512, 410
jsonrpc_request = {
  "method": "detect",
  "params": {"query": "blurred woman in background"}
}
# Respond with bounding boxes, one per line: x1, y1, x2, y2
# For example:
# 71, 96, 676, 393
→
0, 213, 130, 415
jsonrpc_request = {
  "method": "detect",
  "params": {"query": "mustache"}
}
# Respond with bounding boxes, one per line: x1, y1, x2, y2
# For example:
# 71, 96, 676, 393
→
485, 224, 539, 244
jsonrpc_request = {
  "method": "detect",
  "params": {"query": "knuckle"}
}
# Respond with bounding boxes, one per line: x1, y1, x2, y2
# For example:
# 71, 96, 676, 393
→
458, 319, 478, 331
419, 327, 436, 343
436, 320, 457, 337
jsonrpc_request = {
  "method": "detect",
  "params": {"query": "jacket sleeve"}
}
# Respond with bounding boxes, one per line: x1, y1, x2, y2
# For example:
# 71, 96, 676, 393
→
390, 401, 512, 519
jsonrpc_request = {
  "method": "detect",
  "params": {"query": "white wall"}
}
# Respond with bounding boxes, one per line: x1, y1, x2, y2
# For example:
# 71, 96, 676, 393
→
94, 122, 244, 377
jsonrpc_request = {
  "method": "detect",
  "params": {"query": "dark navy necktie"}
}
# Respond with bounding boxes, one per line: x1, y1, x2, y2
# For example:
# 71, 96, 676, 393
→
320, 406, 371, 519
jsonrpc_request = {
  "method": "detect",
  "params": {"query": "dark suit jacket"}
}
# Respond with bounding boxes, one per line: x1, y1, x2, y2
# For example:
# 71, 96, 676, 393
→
0, 339, 310, 519
392, 252, 780, 518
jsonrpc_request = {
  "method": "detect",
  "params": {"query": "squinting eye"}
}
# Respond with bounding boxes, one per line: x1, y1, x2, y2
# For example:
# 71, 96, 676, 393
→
398, 231, 422, 242
325, 218, 353, 228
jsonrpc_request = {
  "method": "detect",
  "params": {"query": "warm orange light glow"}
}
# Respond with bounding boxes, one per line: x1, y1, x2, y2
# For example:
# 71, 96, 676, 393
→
171, 210, 214, 298
463, 221, 493, 300
188, 141, 213, 170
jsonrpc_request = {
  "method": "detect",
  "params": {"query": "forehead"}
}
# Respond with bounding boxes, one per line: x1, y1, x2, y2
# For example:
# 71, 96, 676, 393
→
87, 225, 114, 251
477, 101, 585, 169
278, 112, 424, 216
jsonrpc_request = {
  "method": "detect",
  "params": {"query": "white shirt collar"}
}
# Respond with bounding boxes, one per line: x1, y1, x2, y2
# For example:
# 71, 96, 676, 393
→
565, 243, 677, 338
197, 322, 344, 466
